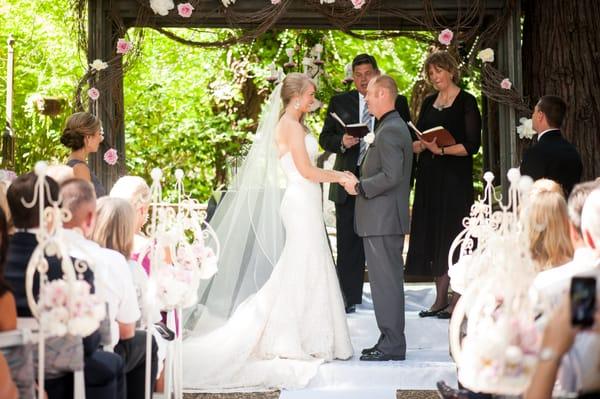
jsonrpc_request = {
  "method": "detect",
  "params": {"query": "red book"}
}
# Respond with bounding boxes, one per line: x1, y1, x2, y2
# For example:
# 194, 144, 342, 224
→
408, 121, 456, 147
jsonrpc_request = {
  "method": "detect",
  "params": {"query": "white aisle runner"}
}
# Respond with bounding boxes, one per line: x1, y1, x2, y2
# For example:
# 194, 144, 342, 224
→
280, 283, 457, 399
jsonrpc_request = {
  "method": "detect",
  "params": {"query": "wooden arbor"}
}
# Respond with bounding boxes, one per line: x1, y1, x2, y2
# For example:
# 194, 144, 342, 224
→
87, 0, 522, 190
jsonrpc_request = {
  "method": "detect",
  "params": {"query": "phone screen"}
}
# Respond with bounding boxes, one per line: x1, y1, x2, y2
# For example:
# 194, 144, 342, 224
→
570, 277, 597, 327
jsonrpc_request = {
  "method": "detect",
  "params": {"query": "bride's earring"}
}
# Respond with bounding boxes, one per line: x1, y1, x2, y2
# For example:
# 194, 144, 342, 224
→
294, 101, 300, 110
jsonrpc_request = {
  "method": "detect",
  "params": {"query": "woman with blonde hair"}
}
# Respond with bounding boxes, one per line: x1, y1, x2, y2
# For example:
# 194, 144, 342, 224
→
61, 112, 106, 197
524, 179, 573, 271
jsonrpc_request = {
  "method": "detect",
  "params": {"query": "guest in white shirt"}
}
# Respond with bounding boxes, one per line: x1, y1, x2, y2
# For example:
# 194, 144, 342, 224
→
532, 180, 600, 305
92, 196, 168, 383
61, 178, 158, 399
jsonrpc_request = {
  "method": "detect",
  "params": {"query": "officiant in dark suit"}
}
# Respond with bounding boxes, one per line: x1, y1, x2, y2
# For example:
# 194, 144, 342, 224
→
520, 95, 583, 196
319, 54, 411, 313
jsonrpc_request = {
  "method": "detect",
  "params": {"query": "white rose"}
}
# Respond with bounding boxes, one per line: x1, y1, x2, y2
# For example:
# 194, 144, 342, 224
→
477, 48, 495, 63
89, 59, 108, 71
364, 132, 375, 145
221, 0, 237, 7
150, 0, 174, 15
516, 118, 536, 139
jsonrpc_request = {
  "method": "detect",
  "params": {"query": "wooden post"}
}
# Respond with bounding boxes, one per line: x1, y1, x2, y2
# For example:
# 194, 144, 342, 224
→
496, 0, 522, 193
3, 34, 15, 168
87, 0, 126, 191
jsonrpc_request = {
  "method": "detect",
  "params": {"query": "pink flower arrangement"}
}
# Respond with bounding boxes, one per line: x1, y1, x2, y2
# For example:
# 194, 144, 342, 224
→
177, 2, 194, 17
87, 87, 100, 101
500, 78, 512, 90
351, 0, 366, 9
103, 148, 118, 165
438, 29, 454, 46
116, 38, 132, 55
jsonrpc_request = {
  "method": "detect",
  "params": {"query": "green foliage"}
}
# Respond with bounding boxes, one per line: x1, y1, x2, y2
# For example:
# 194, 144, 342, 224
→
1, 0, 483, 200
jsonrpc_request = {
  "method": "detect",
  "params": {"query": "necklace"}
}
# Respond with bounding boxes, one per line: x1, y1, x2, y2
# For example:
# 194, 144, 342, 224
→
433, 89, 460, 111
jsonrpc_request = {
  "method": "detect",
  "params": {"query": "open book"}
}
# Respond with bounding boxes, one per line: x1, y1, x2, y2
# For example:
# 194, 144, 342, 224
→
408, 121, 456, 147
330, 112, 370, 138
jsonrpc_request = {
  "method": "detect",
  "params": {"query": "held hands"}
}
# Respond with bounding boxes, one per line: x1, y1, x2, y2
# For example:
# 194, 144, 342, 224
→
342, 134, 360, 149
338, 171, 359, 195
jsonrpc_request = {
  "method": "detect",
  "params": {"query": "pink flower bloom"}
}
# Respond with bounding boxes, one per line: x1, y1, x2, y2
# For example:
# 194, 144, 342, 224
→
271, 0, 281, 3
438, 29, 454, 46
116, 38, 132, 55
177, 2, 194, 17
87, 87, 100, 101
500, 78, 512, 90
351, 0, 365, 9
103, 148, 118, 165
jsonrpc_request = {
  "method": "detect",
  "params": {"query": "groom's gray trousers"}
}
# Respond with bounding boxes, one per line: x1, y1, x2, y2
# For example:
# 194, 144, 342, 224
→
363, 234, 406, 357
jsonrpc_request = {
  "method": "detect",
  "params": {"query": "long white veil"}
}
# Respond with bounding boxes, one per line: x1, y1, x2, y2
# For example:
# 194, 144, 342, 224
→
183, 84, 286, 334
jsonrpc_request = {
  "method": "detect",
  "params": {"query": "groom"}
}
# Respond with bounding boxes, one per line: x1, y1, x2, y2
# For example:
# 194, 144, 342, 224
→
342, 75, 412, 361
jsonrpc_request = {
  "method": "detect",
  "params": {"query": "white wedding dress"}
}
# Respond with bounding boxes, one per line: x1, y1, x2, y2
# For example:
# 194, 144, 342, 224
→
182, 134, 353, 391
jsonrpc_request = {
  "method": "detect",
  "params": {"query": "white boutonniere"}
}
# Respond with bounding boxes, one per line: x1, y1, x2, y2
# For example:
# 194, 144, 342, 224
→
364, 132, 375, 145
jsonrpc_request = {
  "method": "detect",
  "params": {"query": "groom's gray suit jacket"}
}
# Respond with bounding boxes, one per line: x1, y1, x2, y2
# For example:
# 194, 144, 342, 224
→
355, 111, 412, 237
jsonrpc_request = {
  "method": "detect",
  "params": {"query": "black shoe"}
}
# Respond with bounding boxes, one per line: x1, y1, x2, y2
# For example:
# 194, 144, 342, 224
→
154, 321, 175, 341
359, 348, 405, 361
361, 344, 378, 355
418, 304, 449, 318
345, 305, 356, 314
437, 310, 452, 319
436, 380, 469, 399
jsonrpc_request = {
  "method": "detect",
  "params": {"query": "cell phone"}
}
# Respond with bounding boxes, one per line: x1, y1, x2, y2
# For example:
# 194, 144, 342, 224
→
570, 276, 596, 327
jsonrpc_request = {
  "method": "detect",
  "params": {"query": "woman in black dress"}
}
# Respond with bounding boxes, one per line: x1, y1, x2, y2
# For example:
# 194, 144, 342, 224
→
406, 51, 482, 319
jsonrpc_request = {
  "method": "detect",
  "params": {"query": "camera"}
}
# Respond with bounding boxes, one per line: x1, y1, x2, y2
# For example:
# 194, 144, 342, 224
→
570, 276, 596, 327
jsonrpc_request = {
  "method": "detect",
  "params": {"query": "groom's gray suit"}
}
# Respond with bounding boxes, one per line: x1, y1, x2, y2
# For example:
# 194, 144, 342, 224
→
354, 110, 412, 357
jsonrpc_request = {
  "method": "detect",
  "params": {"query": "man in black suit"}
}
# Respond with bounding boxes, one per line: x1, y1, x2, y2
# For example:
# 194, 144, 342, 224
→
319, 54, 411, 313
5, 173, 125, 399
520, 95, 583, 196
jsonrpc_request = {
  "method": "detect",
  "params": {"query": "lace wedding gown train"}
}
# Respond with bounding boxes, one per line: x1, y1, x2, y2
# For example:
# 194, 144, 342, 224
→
182, 134, 353, 390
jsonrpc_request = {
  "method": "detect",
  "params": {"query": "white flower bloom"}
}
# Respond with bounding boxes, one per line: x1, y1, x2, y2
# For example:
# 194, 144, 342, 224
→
221, 0, 237, 7
364, 132, 375, 145
477, 48, 495, 63
516, 117, 536, 139
150, 0, 174, 15
320, 0, 335, 3
89, 59, 108, 71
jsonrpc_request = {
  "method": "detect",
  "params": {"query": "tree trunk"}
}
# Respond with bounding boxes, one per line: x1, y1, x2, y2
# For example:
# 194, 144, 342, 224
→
522, 0, 600, 180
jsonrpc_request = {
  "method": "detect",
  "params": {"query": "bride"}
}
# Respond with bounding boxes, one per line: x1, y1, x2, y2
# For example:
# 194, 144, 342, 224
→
182, 73, 353, 390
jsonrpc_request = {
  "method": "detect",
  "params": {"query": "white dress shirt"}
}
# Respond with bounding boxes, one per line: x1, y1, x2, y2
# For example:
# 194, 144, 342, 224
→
63, 228, 141, 350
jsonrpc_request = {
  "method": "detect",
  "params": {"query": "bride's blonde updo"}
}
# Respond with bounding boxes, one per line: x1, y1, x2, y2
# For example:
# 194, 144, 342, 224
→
280, 73, 316, 118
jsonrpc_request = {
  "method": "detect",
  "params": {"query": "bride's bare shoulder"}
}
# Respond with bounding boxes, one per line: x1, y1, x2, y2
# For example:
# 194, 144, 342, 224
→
277, 116, 304, 137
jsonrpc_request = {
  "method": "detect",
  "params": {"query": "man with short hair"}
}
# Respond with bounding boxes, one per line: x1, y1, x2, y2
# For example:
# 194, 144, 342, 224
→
4, 172, 124, 399
520, 95, 583, 196
319, 54, 411, 313
342, 75, 412, 361
60, 178, 157, 399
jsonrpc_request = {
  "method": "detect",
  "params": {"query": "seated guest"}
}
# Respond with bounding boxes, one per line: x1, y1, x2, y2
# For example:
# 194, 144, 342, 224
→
532, 180, 600, 301
92, 196, 166, 387
524, 179, 573, 272
61, 179, 157, 399
60, 112, 106, 197
520, 95, 583, 196
5, 173, 124, 399
109, 176, 153, 270
0, 207, 16, 332
526, 189, 600, 397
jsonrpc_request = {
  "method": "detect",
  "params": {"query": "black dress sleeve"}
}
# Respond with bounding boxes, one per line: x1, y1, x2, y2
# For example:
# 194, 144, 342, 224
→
461, 94, 482, 155
395, 95, 411, 124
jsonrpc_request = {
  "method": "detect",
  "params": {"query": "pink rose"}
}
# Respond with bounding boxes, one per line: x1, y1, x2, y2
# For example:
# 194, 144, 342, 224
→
500, 78, 512, 90
351, 0, 365, 9
103, 148, 118, 165
116, 38, 132, 55
87, 87, 100, 101
438, 29, 453, 46
177, 2, 194, 17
